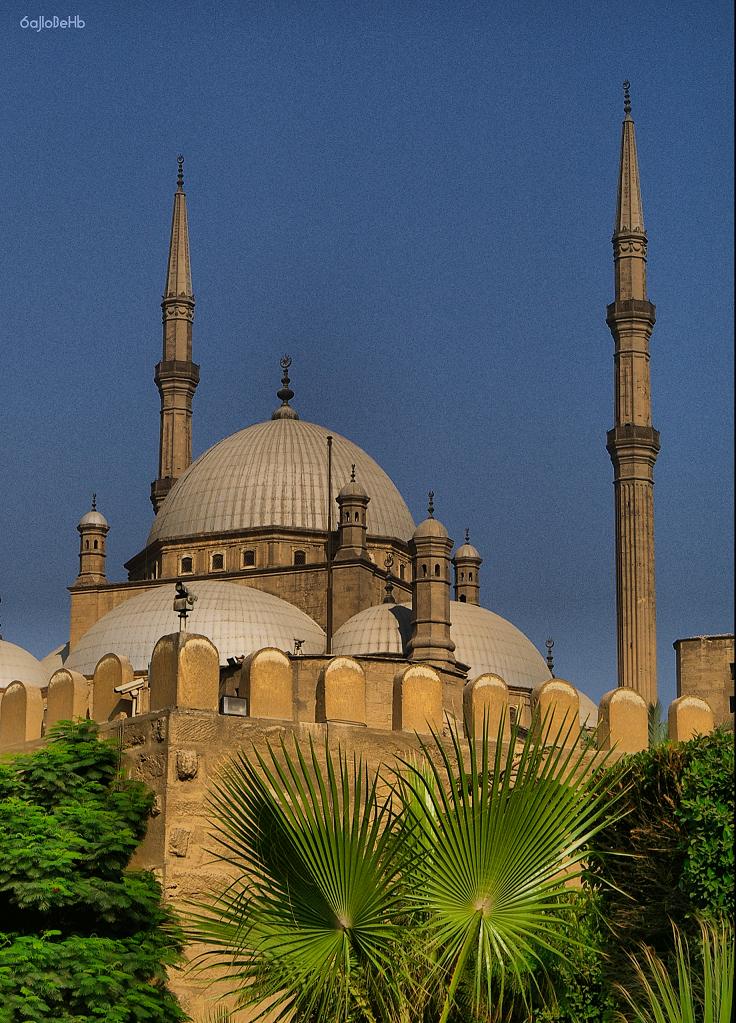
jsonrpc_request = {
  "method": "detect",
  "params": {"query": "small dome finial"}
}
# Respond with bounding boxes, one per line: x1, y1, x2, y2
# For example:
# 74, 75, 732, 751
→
176, 155, 184, 191
427, 490, 435, 518
350, 464, 356, 483
464, 527, 470, 543
272, 355, 299, 420
382, 553, 396, 603
623, 80, 631, 117
91, 492, 97, 511
545, 637, 555, 677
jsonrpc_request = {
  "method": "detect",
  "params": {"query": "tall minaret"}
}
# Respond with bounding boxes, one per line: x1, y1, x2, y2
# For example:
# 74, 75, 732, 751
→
606, 82, 660, 706
150, 156, 199, 512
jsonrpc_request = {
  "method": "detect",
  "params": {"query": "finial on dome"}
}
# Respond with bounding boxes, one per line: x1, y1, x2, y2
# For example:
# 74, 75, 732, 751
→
91, 493, 97, 511
271, 355, 300, 420
350, 464, 356, 483
464, 527, 470, 544
382, 553, 396, 603
546, 637, 555, 677
623, 80, 631, 118
427, 491, 435, 518
176, 155, 184, 191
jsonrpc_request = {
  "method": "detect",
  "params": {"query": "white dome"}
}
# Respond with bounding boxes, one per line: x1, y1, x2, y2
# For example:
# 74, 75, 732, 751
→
146, 418, 415, 545
332, 601, 552, 690
78, 509, 108, 529
0, 639, 47, 689
65, 581, 325, 675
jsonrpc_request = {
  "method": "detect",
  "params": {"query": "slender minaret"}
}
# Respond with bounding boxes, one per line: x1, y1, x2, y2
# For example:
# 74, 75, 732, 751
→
150, 156, 199, 512
606, 82, 659, 705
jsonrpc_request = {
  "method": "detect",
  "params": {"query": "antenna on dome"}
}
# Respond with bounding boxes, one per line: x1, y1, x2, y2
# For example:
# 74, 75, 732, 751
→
272, 355, 299, 420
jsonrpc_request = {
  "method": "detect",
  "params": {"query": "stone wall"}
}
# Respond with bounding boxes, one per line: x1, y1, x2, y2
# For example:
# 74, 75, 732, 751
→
674, 634, 734, 727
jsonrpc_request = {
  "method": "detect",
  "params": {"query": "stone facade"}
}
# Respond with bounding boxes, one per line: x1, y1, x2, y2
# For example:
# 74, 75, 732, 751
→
674, 634, 734, 727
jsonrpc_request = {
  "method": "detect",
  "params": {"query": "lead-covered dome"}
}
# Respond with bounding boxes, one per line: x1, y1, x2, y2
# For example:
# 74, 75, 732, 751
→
147, 418, 414, 544
332, 601, 552, 690
0, 639, 47, 689
65, 580, 325, 675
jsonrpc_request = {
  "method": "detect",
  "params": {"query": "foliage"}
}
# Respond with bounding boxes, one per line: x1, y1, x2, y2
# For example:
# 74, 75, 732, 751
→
191, 713, 624, 1022
0, 719, 185, 1023
616, 919, 733, 1023
647, 702, 667, 749
585, 729, 734, 987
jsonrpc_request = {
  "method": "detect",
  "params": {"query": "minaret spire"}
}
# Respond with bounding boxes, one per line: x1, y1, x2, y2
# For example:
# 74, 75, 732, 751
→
606, 83, 660, 705
151, 156, 200, 512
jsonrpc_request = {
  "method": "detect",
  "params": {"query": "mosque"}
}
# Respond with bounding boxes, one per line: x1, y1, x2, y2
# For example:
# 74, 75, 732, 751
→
0, 85, 731, 745
2, 84, 731, 1021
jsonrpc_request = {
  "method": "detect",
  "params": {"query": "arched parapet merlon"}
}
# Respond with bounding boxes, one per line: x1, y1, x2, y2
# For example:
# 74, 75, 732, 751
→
668, 695, 715, 743
149, 633, 219, 712
47, 668, 90, 729
239, 647, 294, 721
318, 656, 366, 726
463, 672, 510, 742
531, 678, 579, 747
598, 687, 648, 753
0, 682, 44, 749
92, 653, 135, 722
392, 663, 442, 734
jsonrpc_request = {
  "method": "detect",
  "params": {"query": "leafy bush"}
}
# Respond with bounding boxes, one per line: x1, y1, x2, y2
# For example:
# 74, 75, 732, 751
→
0, 720, 185, 1023
586, 729, 734, 985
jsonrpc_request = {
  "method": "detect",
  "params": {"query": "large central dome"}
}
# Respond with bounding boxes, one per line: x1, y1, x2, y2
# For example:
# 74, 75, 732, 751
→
147, 418, 415, 545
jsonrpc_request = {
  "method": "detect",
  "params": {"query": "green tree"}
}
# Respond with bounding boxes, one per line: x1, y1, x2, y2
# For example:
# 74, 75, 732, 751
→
0, 719, 186, 1023
586, 729, 734, 988
191, 715, 624, 1022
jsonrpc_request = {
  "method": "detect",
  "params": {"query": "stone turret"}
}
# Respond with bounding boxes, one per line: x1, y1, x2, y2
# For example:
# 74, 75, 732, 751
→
151, 156, 199, 513
334, 465, 370, 561
606, 82, 659, 705
452, 529, 482, 604
75, 495, 109, 585
407, 492, 455, 668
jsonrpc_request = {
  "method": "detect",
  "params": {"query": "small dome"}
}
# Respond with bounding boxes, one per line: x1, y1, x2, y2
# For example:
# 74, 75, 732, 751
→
78, 509, 109, 529
413, 516, 449, 540
454, 542, 481, 561
64, 580, 325, 675
147, 419, 414, 545
333, 601, 551, 690
337, 480, 368, 501
0, 639, 47, 689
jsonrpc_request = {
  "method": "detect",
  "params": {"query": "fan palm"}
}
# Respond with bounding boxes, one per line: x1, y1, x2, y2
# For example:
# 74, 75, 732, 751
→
191, 712, 624, 1022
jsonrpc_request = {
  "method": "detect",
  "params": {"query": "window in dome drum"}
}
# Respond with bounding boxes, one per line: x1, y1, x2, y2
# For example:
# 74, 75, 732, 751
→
293, 550, 306, 566
211, 553, 224, 572
181, 556, 193, 574
243, 549, 255, 567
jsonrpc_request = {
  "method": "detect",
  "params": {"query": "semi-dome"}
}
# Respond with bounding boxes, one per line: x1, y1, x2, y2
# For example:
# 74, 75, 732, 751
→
65, 580, 325, 675
147, 418, 414, 545
0, 639, 47, 689
332, 601, 552, 690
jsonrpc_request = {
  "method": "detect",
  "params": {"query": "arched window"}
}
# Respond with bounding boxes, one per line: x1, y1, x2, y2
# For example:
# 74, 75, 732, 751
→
243, 549, 255, 567
211, 553, 224, 572
85, 540, 89, 550
399, 563, 405, 580
421, 564, 428, 578
460, 571, 465, 581
344, 511, 350, 522
293, 550, 306, 566
459, 594, 467, 603
434, 563, 440, 577
354, 511, 360, 522
93, 540, 98, 550
469, 572, 473, 581
181, 556, 193, 574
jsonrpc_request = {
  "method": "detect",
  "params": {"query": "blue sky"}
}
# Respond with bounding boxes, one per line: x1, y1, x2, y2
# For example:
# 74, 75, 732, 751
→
1, 0, 732, 706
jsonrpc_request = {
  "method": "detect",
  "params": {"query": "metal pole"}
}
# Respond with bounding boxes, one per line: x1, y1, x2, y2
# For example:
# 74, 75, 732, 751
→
326, 435, 333, 655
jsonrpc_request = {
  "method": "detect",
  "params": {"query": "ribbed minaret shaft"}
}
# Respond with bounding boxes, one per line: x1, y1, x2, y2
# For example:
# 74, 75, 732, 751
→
151, 156, 199, 513
606, 83, 659, 705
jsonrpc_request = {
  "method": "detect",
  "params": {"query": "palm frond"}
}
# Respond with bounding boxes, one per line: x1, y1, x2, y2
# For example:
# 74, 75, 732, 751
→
397, 710, 624, 1022
189, 735, 413, 1022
